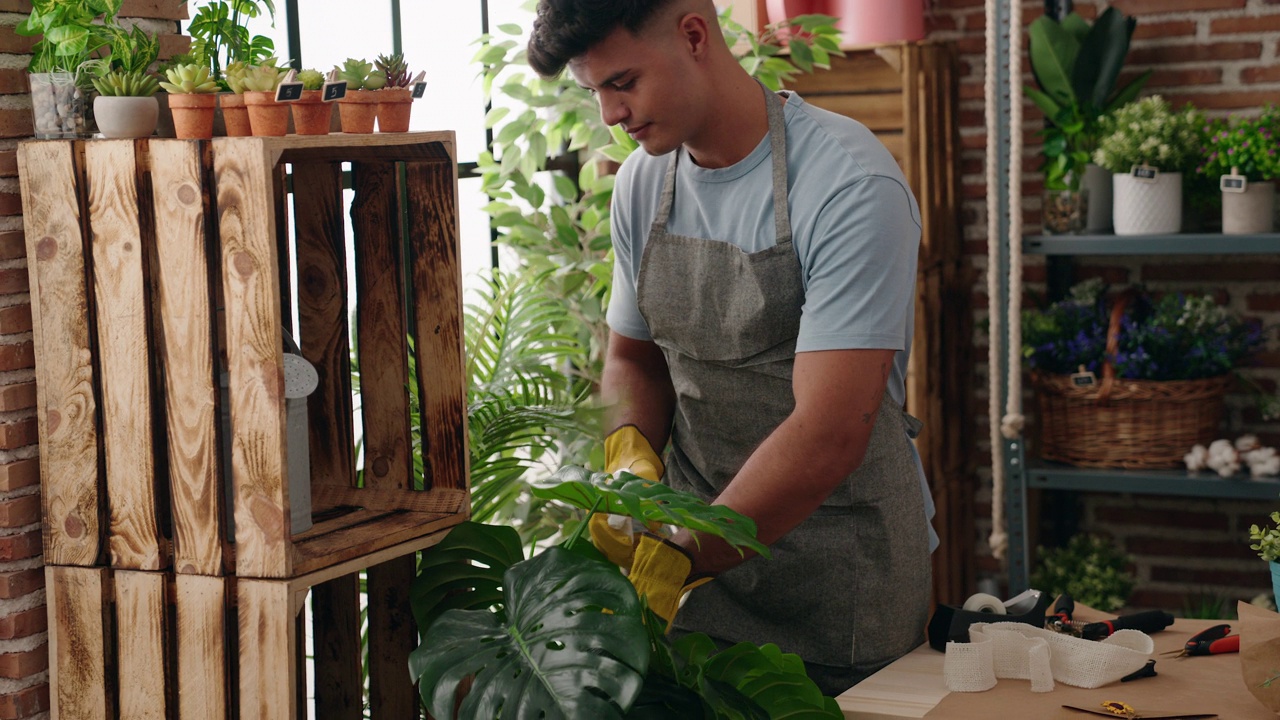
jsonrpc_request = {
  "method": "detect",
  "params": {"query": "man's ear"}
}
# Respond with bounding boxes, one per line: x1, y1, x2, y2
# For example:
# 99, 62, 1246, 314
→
676, 11, 712, 59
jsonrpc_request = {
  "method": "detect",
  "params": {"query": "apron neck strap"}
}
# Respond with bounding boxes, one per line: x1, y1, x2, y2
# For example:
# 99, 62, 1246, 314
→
651, 81, 792, 245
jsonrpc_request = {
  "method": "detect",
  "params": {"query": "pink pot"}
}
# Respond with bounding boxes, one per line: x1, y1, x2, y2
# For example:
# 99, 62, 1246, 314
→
765, 0, 833, 38
832, 0, 926, 45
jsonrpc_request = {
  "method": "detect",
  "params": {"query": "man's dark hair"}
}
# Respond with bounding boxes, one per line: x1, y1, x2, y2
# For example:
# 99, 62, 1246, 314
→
527, 0, 679, 78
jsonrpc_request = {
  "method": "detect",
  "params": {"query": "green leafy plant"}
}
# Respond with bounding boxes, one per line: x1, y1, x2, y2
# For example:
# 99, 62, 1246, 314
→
187, 0, 276, 82
409, 469, 841, 719
1093, 95, 1207, 174
1251, 511, 1280, 563
1199, 106, 1280, 182
375, 52, 412, 88
1031, 533, 1135, 613
15, 0, 121, 74
335, 58, 386, 90
1026, 7, 1150, 191
223, 60, 250, 93
295, 68, 324, 91
91, 69, 159, 96
240, 62, 282, 92
159, 63, 220, 94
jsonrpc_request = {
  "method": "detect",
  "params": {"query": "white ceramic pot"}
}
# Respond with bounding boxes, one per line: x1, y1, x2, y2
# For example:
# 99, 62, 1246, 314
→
1222, 181, 1275, 234
93, 95, 159, 139
1083, 163, 1112, 233
1112, 171, 1182, 235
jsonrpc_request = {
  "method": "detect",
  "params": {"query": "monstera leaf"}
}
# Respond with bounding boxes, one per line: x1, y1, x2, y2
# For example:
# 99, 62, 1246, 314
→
532, 466, 770, 558
409, 521, 524, 632
703, 642, 841, 719
411, 547, 650, 720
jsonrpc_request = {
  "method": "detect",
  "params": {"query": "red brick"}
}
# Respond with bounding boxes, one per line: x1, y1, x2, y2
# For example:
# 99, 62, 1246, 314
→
1095, 506, 1228, 531
925, 14, 957, 33
1149, 565, 1272, 588
0, 233, 23, 261
1241, 65, 1280, 84
0, 269, 27, 296
0, 529, 39, 562
0, 459, 38, 493
0, 382, 35, 412
1113, 0, 1246, 13
1125, 536, 1259, 560
0, 71, 24, 97
0, 418, 36, 451
0, 643, 45, 679
0, 605, 45, 640
0, 568, 43, 600
0, 28, 35, 55
1248, 292, 1280, 312
0, 150, 14, 178
0, 305, 30, 335
1210, 14, 1280, 33
0, 342, 32, 372
0, 110, 32, 140
1142, 261, 1280, 282
1133, 19, 1197, 39
0, 494, 39, 529
0, 193, 20, 218
1129, 67, 1224, 89
0, 682, 48, 718
1128, 41, 1261, 66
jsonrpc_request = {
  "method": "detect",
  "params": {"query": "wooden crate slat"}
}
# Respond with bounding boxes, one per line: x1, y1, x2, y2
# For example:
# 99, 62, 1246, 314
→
115, 570, 169, 719
312, 573, 363, 720
47, 566, 109, 720
214, 140, 290, 579
238, 579, 296, 718
290, 511, 460, 581
293, 161, 356, 492
175, 574, 228, 720
366, 554, 418, 717
783, 49, 905, 94
18, 142, 100, 567
85, 140, 165, 571
150, 140, 225, 576
801, 92, 905, 132
312, 485, 466, 514
407, 161, 469, 494
351, 161, 412, 492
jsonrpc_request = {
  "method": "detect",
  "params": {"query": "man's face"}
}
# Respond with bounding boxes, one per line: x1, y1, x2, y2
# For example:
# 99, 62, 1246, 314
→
569, 24, 697, 157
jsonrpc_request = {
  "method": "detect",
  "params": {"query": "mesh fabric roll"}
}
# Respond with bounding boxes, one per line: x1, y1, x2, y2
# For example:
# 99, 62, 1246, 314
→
944, 622, 1153, 692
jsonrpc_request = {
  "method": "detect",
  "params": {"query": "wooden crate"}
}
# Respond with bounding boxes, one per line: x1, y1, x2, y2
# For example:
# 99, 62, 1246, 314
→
19, 133, 470, 581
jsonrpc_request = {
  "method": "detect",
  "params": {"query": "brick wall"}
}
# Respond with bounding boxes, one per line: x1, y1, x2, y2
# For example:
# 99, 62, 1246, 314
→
0, 2, 188, 716
926, 0, 1280, 612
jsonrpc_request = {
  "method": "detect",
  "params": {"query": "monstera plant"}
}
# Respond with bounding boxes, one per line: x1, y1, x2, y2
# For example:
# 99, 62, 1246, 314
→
409, 468, 842, 720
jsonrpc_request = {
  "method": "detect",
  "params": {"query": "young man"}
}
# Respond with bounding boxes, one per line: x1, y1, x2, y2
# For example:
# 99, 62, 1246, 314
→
529, 0, 936, 695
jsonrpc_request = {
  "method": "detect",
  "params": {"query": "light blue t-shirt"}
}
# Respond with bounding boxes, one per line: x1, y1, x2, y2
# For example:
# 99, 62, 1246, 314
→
607, 91, 938, 551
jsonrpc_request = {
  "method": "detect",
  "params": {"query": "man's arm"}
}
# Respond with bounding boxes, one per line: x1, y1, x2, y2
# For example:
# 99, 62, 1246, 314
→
670, 347, 894, 575
601, 330, 677, 452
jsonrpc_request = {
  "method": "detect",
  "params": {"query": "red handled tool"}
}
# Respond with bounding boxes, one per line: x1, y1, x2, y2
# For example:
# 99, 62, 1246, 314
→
1080, 610, 1175, 640
1160, 623, 1241, 658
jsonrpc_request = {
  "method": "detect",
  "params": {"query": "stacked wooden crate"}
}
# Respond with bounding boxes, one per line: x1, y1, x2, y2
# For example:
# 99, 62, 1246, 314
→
19, 133, 470, 718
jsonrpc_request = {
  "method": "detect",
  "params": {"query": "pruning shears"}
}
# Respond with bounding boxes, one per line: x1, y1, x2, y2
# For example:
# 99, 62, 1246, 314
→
1159, 623, 1240, 658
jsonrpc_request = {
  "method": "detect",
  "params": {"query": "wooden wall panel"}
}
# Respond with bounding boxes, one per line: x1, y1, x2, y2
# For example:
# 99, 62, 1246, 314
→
115, 570, 169, 719
47, 566, 109, 720
175, 574, 228, 720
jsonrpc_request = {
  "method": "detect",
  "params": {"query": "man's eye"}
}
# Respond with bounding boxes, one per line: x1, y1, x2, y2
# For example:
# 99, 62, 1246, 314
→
614, 78, 636, 91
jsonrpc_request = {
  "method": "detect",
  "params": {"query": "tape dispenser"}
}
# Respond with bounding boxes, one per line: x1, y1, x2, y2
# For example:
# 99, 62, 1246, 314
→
927, 588, 1052, 651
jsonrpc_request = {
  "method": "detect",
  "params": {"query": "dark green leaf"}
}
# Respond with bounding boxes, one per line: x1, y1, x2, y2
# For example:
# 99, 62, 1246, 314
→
1027, 15, 1080, 107
1074, 6, 1135, 111
1105, 70, 1149, 114
411, 521, 525, 631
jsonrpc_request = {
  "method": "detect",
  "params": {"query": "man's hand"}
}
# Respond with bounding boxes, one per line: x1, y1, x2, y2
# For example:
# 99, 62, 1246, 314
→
628, 534, 713, 629
589, 424, 665, 570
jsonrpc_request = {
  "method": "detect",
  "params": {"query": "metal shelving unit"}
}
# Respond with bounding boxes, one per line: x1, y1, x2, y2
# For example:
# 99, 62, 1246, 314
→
1024, 233, 1280, 255
1029, 461, 1280, 501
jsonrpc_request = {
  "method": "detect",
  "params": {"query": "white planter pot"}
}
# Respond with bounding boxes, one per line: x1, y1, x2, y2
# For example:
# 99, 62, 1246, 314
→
1083, 163, 1112, 233
1113, 172, 1182, 235
93, 95, 159, 139
1222, 181, 1275, 234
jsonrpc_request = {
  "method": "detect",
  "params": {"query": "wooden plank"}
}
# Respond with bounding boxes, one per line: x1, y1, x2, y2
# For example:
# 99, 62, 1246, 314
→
878, 133, 905, 168
47, 566, 109, 720
175, 574, 227, 720
292, 162, 356, 491
238, 579, 296, 719
351, 161, 412, 492
115, 570, 168, 719
214, 139, 290, 579
312, 573, 362, 720
785, 48, 905, 95
312, 485, 467, 514
367, 554, 418, 717
17, 141, 100, 567
86, 140, 164, 570
800, 92, 905, 132
151, 140, 225, 576
406, 161, 469, 494
290, 511, 461, 585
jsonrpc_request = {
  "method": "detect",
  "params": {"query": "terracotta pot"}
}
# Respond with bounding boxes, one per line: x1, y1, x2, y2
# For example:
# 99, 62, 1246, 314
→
244, 91, 289, 137
168, 93, 218, 140
219, 93, 252, 137
376, 88, 414, 132
290, 90, 333, 135
337, 90, 378, 134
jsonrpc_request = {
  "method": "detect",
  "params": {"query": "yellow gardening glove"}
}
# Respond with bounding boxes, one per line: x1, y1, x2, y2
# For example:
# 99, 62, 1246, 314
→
589, 425, 665, 569
629, 534, 713, 630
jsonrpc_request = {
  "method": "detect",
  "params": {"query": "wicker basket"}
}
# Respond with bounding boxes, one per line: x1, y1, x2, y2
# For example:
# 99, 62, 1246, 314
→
1031, 291, 1233, 469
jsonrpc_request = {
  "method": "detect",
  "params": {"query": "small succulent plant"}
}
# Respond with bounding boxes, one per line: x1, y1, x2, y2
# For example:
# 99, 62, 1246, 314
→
224, 61, 250, 93
375, 53, 411, 89
159, 63, 220, 94
297, 69, 324, 91
92, 69, 160, 97
335, 58, 386, 91
241, 63, 284, 93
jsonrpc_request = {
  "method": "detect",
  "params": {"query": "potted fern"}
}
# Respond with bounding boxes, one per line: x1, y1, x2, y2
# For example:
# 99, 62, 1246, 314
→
159, 63, 220, 139
86, 24, 161, 139
373, 53, 416, 133
240, 62, 287, 136
333, 58, 384, 134
289, 69, 333, 135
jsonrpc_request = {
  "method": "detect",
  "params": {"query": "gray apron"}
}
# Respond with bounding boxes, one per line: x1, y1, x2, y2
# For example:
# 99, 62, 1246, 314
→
635, 84, 931, 672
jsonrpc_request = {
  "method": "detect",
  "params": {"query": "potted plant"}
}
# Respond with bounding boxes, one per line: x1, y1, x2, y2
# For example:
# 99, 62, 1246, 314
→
289, 69, 332, 135
373, 53, 416, 133
218, 61, 253, 136
1199, 106, 1280, 235
1026, 7, 1149, 234
1031, 534, 1134, 612
409, 467, 842, 718
186, 0, 276, 83
1022, 279, 1264, 468
159, 62, 220, 139
240, 62, 287, 137
84, 23, 161, 139
1093, 96, 1206, 235
333, 58, 384, 134
1249, 512, 1280, 608
15, 0, 122, 138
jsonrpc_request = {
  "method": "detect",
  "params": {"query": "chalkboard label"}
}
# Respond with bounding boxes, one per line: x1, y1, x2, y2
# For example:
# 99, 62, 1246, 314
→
412, 81, 428, 99
1220, 174, 1248, 194
1070, 370, 1098, 387
1130, 164, 1159, 183
322, 81, 347, 102
275, 82, 304, 102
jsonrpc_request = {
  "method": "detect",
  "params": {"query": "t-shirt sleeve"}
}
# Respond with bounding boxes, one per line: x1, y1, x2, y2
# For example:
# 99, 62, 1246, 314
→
605, 165, 653, 341
796, 174, 921, 353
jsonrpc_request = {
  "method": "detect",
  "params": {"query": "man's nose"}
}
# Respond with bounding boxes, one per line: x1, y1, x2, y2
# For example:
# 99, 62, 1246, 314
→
599, 94, 628, 127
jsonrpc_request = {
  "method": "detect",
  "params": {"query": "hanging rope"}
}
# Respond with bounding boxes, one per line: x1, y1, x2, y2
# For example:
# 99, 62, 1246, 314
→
1002, 0, 1026, 444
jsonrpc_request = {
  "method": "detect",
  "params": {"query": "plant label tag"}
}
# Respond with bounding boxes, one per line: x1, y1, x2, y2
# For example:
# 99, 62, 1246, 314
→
1220, 174, 1248, 194
1131, 164, 1159, 183
275, 82, 304, 102
1070, 370, 1098, 387
322, 80, 347, 102
412, 81, 428, 99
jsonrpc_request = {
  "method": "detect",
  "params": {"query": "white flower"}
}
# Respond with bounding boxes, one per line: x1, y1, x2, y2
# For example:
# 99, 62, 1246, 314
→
1236, 434, 1261, 452
1206, 439, 1240, 477
1244, 447, 1280, 477
1184, 444, 1208, 471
